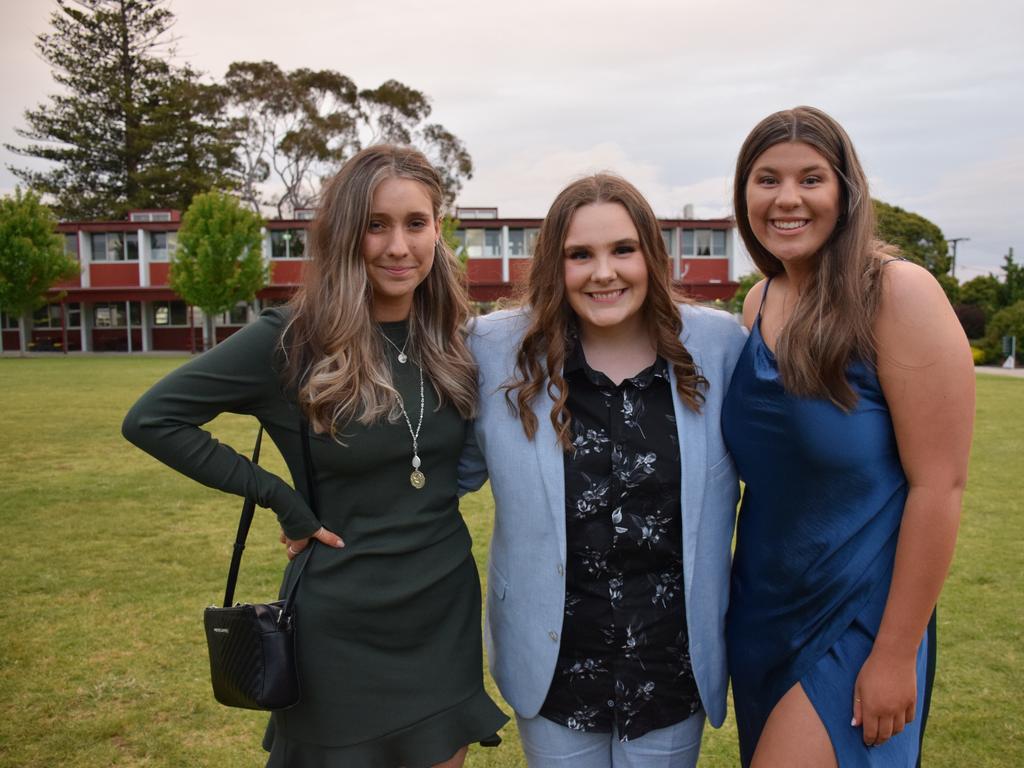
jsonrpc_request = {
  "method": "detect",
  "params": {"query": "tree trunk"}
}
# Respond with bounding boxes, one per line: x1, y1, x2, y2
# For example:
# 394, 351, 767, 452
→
18, 314, 28, 356
205, 313, 216, 350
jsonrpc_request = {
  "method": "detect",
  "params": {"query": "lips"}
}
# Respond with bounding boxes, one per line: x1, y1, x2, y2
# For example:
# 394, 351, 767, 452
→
770, 219, 809, 232
585, 288, 626, 303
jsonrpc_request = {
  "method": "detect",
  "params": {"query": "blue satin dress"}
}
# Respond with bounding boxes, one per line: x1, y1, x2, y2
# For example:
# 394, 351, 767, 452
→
722, 284, 932, 767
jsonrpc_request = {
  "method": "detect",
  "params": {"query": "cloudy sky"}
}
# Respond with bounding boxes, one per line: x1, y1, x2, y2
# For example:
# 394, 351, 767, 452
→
2, 0, 1021, 278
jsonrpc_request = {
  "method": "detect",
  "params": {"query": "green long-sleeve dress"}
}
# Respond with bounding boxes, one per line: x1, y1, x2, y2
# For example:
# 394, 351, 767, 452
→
122, 309, 507, 767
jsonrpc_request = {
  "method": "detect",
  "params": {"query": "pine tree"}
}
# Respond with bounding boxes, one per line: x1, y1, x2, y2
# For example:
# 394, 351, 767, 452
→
6, 1, 237, 220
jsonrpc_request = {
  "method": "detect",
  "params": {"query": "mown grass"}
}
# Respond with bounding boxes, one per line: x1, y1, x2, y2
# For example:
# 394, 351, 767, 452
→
0, 357, 1020, 767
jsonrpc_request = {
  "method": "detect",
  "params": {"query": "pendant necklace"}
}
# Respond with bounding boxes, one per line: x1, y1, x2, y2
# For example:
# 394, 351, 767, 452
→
380, 331, 409, 364
395, 363, 426, 489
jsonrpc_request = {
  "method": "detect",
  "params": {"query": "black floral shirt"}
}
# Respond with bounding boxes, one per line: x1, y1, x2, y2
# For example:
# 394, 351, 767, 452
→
539, 341, 701, 741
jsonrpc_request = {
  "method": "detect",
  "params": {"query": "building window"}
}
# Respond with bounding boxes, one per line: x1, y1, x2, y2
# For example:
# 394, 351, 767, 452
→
682, 229, 727, 257
150, 231, 177, 261
32, 303, 81, 329
91, 232, 139, 261
151, 301, 189, 326
484, 229, 501, 257
508, 229, 525, 257
64, 234, 79, 261
93, 302, 142, 328
463, 229, 484, 259
1, 311, 20, 329
271, 229, 306, 259
525, 228, 540, 256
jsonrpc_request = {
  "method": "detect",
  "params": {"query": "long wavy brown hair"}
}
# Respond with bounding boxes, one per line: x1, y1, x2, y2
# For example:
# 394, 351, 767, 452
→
281, 145, 476, 436
505, 173, 708, 449
734, 105, 895, 409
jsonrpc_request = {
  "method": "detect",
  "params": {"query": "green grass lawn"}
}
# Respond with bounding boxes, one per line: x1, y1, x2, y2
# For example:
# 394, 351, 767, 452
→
0, 357, 1020, 767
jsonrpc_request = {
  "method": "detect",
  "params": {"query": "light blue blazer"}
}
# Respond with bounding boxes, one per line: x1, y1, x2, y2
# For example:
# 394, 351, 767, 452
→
459, 304, 747, 728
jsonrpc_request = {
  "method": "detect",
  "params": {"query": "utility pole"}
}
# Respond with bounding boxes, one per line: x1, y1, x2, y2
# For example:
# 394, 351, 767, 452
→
948, 237, 970, 279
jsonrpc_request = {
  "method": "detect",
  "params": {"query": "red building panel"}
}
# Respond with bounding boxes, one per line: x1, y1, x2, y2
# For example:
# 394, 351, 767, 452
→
150, 262, 171, 285
270, 260, 306, 284
89, 262, 141, 287
681, 258, 729, 283
467, 259, 503, 283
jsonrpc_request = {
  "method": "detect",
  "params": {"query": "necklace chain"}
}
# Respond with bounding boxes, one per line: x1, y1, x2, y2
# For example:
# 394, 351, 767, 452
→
395, 363, 426, 489
380, 331, 409, 364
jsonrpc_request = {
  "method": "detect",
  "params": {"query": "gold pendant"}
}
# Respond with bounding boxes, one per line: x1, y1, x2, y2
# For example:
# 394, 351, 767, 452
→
410, 469, 426, 489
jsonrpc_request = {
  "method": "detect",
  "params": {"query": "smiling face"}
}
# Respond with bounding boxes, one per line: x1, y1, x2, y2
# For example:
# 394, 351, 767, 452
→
361, 176, 440, 321
563, 202, 649, 340
745, 141, 841, 275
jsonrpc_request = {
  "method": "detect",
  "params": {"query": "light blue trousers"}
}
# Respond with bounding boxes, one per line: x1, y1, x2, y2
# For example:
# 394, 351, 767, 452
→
515, 710, 706, 768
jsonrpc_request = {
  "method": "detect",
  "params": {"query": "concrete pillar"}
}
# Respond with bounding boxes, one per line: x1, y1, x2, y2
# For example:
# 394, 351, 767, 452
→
78, 231, 91, 288
501, 225, 510, 284
141, 300, 152, 352
138, 227, 150, 287
81, 302, 92, 352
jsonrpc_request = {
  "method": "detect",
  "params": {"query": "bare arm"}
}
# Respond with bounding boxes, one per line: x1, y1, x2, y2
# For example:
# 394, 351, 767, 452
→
853, 261, 974, 745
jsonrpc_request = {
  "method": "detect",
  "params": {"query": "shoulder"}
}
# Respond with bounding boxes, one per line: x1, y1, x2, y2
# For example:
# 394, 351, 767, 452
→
875, 259, 965, 366
741, 278, 769, 329
680, 303, 747, 346
468, 306, 531, 342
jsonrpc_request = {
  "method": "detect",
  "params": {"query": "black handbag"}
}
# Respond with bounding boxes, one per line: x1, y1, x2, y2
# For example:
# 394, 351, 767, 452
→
202, 421, 318, 710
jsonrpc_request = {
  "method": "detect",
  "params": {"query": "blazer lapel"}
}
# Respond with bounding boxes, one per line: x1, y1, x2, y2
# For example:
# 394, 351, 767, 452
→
532, 394, 568, 560
673, 324, 706, 607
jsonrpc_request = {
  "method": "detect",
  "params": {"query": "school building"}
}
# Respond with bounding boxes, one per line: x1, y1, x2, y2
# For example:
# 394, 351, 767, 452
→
1, 207, 740, 353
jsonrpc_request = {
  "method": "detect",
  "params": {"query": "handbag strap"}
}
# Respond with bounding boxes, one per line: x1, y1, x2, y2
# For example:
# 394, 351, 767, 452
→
221, 419, 320, 610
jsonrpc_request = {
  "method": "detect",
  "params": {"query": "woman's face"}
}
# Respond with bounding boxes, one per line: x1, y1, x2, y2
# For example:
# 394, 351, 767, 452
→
745, 141, 841, 272
361, 177, 439, 322
562, 202, 649, 339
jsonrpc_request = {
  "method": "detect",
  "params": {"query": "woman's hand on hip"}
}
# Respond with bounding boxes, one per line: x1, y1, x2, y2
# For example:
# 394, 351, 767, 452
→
851, 645, 917, 747
280, 526, 345, 560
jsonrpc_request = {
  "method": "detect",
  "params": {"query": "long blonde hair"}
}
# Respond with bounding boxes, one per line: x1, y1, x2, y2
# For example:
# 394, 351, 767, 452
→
733, 106, 894, 408
282, 145, 476, 435
506, 173, 707, 450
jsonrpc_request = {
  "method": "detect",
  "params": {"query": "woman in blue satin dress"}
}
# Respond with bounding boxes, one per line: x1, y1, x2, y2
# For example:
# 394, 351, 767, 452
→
721, 106, 974, 767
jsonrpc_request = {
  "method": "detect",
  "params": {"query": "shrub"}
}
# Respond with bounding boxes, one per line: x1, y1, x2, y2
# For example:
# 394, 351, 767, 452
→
955, 303, 987, 340
971, 346, 989, 365
984, 300, 1024, 363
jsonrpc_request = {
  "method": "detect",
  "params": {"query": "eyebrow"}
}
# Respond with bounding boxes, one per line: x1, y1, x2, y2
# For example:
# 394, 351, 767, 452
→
563, 237, 639, 253
753, 164, 829, 175
368, 210, 433, 220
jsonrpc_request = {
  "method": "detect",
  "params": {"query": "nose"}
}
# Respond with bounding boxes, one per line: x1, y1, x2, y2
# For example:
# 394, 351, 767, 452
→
776, 179, 802, 209
385, 228, 410, 258
591, 253, 616, 282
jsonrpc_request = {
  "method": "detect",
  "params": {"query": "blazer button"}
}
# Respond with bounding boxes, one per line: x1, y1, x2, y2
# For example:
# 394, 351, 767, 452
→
548, 631, 558, 642
557, 564, 564, 576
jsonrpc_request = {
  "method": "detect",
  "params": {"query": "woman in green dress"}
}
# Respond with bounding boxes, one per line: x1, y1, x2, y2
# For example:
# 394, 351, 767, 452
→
122, 145, 508, 767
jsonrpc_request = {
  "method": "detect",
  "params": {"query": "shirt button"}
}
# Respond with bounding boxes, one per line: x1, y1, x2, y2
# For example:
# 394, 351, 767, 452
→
548, 631, 558, 642
557, 564, 564, 576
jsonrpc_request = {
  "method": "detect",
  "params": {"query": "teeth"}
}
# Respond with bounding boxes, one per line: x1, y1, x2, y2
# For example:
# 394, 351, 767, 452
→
772, 220, 808, 230
589, 289, 624, 300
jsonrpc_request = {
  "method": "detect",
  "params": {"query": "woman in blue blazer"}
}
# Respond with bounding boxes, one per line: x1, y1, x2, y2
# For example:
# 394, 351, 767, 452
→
459, 174, 747, 767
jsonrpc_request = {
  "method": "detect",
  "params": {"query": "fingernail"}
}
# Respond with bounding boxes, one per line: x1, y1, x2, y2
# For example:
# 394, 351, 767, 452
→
336, 538, 345, 547
851, 718, 857, 727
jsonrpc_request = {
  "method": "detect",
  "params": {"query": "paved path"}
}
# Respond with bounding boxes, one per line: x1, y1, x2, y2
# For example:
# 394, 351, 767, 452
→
976, 365, 1024, 378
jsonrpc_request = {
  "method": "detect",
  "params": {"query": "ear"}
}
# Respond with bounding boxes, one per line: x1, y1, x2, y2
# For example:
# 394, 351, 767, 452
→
433, 217, 442, 245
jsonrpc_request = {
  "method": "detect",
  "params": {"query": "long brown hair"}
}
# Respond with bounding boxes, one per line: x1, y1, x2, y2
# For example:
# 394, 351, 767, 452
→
506, 173, 707, 449
733, 106, 894, 408
282, 145, 476, 436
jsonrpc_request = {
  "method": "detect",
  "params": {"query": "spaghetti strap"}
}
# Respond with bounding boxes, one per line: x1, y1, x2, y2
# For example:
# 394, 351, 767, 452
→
756, 277, 773, 319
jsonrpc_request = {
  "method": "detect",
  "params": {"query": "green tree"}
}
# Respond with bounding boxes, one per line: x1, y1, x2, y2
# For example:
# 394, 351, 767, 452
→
873, 200, 951, 276
960, 274, 1003, 318
999, 247, 1023, 309
224, 62, 472, 215
6, 1, 237, 219
0, 189, 78, 353
984, 300, 1024, 364
169, 192, 266, 349
728, 271, 762, 314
